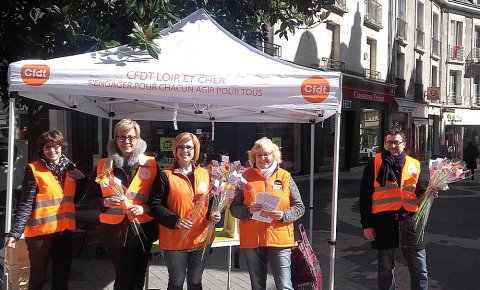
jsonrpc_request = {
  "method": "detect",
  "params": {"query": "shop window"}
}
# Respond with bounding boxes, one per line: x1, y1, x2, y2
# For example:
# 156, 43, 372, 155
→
359, 108, 381, 163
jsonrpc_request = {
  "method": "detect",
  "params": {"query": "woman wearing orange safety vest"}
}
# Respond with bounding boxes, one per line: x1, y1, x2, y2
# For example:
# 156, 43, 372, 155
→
149, 132, 221, 290
5, 130, 86, 290
87, 119, 160, 290
230, 137, 305, 290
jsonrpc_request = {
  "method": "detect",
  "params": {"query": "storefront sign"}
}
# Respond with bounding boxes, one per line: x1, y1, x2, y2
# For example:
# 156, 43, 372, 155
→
342, 75, 395, 104
342, 100, 352, 109
398, 106, 415, 113
159, 137, 175, 152
395, 98, 417, 113
413, 118, 428, 125
343, 89, 395, 104
427, 87, 440, 100
445, 113, 463, 123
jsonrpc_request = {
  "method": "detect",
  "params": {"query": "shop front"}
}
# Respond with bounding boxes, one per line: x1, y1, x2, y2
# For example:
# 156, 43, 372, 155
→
442, 108, 480, 160
341, 75, 395, 168
393, 98, 429, 160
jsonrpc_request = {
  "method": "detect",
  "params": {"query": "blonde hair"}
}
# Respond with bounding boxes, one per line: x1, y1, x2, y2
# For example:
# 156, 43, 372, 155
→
114, 119, 141, 138
247, 137, 282, 165
172, 132, 200, 162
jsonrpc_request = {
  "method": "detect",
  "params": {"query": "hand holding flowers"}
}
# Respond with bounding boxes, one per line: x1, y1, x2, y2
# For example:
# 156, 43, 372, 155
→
199, 158, 246, 259
95, 168, 148, 251
412, 158, 470, 243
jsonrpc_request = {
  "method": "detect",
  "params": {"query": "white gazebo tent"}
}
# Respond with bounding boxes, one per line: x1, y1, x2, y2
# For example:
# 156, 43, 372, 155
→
6, 9, 342, 289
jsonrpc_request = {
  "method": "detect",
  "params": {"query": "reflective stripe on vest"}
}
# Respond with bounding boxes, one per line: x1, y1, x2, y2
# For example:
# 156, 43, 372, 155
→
158, 166, 211, 250
97, 157, 156, 224
372, 154, 420, 213
27, 212, 76, 226
24, 161, 76, 237
239, 167, 295, 249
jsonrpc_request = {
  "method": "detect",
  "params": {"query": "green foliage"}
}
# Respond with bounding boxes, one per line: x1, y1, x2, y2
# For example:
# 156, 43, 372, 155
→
0, 0, 330, 104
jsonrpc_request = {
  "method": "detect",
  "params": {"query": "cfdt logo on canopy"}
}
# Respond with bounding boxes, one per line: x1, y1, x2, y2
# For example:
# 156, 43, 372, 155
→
301, 76, 330, 103
21, 64, 50, 86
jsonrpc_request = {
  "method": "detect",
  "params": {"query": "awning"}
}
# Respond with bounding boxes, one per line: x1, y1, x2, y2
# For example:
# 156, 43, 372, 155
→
395, 98, 417, 113
342, 74, 396, 104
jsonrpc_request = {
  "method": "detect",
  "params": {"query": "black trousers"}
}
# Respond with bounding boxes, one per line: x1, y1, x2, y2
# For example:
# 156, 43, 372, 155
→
110, 244, 153, 290
25, 231, 72, 290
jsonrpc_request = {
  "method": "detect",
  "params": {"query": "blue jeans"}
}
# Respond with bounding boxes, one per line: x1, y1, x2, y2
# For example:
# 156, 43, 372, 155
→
163, 248, 208, 290
378, 218, 428, 290
243, 247, 293, 290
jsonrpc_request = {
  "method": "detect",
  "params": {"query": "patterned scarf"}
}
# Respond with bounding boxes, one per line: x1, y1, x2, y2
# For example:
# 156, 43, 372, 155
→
376, 150, 407, 187
38, 153, 73, 186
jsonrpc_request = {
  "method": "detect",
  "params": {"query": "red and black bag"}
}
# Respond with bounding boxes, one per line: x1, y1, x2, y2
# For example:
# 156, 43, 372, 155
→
291, 224, 323, 290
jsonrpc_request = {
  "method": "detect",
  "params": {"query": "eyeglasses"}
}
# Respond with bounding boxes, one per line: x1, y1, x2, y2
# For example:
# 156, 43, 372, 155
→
385, 140, 404, 146
117, 136, 136, 142
256, 152, 272, 158
176, 145, 194, 151
43, 144, 61, 151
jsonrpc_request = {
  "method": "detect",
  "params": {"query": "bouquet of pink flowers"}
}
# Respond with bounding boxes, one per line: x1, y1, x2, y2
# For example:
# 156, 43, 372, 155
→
412, 158, 471, 242
95, 168, 148, 250
200, 156, 246, 259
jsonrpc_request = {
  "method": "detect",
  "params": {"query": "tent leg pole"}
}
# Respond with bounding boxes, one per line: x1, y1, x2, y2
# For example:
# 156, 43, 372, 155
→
3, 92, 17, 285
329, 111, 341, 290
108, 109, 114, 139
309, 122, 315, 242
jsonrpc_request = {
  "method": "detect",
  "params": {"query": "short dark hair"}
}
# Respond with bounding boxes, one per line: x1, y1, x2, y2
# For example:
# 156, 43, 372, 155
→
384, 128, 406, 142
37, 130, 67, 150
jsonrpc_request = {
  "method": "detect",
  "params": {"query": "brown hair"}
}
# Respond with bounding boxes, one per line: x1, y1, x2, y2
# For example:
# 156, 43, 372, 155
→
384, 128, 406, 142
37, 130, 67, 150
172, 132, 201, 162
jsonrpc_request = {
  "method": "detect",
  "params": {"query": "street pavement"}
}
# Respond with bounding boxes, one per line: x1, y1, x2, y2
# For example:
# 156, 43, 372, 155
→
7, 163, 480, 289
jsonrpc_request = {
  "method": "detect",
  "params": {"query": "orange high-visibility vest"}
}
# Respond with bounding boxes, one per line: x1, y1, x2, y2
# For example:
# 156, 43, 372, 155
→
24, 161, 76, 237
372, 154, 420, 213
239, 167, 295, 248
97, 157, 156, 224
159, 166, 211, 250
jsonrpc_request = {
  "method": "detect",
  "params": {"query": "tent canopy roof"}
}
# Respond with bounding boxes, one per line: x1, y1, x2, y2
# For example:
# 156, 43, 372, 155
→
8, 9, 341, 123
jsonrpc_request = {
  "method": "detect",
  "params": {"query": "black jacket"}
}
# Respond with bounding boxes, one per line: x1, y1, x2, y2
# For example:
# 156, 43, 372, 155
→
359, 157, 426, 250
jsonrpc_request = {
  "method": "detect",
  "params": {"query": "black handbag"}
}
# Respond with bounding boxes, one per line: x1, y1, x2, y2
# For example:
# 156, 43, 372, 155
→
291, 224, 323, 290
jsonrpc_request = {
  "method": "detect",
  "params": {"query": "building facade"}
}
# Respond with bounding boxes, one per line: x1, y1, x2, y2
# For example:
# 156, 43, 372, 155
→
274, 0, 480, 167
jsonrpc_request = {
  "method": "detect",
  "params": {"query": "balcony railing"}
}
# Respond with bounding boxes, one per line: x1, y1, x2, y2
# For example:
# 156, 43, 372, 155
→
415, 29, 425, 50
447, 94, 462, 105
251, 41, 282, 57
396, 78, 406, 98
364, 0, 382, 29
448, 44, 464, 61
396, 18, 407, 40
328, 0, 348, 13
364, 68, 381, 81
321, 57, 345, 72
473, 47, 480, 59
431, 38, 440, 57
474, 84, 480, 104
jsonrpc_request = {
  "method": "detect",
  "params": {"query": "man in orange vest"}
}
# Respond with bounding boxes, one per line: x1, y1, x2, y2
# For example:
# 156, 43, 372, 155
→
359, 129, 429, 290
